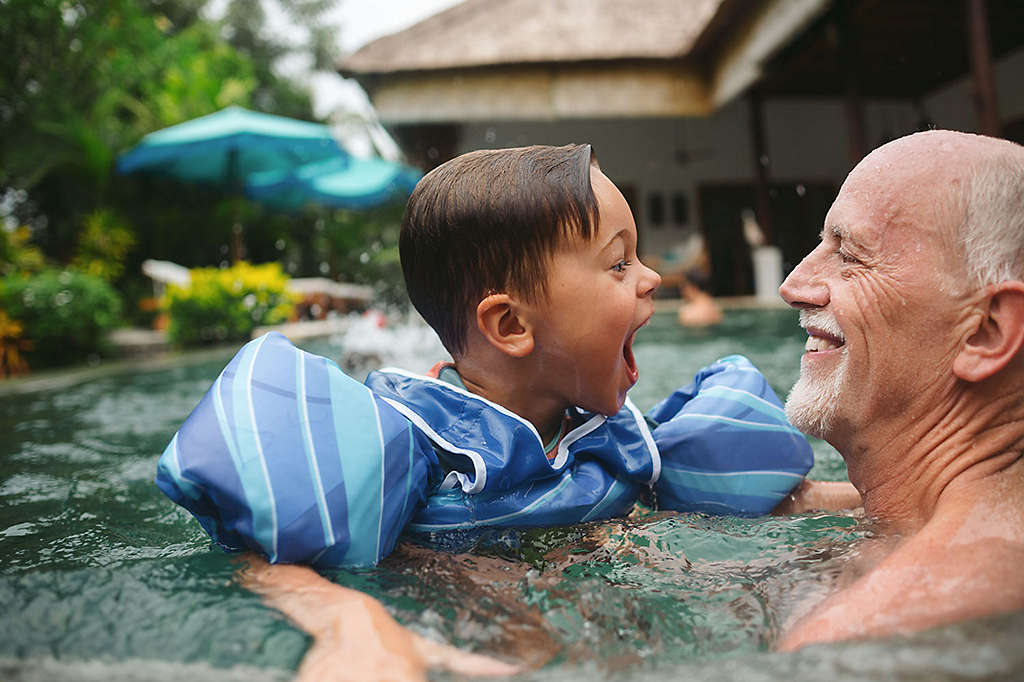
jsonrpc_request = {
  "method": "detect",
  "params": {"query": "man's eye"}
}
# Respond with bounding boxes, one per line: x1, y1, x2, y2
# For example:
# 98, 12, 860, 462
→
838, 251, 858, 264
612, 259, 631, 273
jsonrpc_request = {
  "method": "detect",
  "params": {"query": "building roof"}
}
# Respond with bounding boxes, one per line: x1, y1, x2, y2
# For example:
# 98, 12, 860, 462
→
339, 0, 726, 76
761, 0, 1024, 98
335, 0, 835, 123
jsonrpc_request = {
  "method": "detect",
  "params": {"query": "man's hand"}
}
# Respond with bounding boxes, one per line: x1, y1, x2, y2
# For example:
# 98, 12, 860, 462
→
236, 554, 520, 682
773, 479, 862, 515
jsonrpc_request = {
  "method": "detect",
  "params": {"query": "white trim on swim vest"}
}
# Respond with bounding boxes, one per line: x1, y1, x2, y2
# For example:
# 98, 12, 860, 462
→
624, 396, 661, 486
378, 396, 488, 494
552, 412, 606, 470
377, 367, 545, 447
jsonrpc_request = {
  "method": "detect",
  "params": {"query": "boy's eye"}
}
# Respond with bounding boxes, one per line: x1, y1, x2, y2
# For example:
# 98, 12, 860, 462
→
611, 259, 632, 273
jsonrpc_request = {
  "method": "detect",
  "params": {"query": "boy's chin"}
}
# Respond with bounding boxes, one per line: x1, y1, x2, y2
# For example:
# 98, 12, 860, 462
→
588, 394, 627, 417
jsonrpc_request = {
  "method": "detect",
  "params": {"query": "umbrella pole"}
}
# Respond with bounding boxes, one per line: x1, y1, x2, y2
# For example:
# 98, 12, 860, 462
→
231, 219, 244, 263
227, 148, 245, 263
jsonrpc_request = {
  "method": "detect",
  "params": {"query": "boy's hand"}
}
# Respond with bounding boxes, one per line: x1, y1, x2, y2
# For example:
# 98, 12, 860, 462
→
236, 554, 519, 682
773, 479, 863, 515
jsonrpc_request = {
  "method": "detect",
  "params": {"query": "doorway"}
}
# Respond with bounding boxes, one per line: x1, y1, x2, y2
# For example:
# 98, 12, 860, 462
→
697, 182, 836, 297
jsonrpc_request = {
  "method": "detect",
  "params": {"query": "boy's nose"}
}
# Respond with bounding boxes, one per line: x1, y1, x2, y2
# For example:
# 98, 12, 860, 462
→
638, 262, 661, 298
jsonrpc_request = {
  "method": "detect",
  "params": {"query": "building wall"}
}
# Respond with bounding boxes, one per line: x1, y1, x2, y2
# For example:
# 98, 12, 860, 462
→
452, 45, 1024, 274
457, 99, 883, 265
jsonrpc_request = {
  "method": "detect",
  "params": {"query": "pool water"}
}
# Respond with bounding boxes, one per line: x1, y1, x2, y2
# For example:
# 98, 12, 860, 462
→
1, 309, 1022, 681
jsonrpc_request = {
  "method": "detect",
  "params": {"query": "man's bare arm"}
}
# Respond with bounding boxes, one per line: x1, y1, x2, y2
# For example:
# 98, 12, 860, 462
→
778, 536, 1024, 651
236, 554, 519, 682
773, 479, 862, 515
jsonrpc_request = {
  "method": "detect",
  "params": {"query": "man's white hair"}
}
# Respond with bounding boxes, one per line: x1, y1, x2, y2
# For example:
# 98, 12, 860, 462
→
958, 139, 1024, 288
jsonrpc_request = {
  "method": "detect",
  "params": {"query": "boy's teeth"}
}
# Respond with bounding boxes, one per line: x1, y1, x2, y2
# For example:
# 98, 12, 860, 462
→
805, 335, 841, 352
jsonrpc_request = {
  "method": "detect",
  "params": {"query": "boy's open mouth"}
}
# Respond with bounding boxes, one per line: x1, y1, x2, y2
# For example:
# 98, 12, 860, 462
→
624, 329, 640, 383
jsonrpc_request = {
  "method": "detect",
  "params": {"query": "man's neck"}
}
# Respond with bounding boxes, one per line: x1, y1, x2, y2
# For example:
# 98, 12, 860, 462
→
844, 387, 1024, 534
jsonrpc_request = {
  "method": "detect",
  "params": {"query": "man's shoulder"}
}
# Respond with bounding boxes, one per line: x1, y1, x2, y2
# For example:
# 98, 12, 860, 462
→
780, 522, 1024, 650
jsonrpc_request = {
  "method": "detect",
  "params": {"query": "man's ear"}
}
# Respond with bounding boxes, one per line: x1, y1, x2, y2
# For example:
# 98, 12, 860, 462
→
953, 282, 1024, 382
476, 293, 534, 358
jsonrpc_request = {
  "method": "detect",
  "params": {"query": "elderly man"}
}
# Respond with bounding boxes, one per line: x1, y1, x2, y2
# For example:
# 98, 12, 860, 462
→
777, 130, 1024, 650
239, 131, 1022, 679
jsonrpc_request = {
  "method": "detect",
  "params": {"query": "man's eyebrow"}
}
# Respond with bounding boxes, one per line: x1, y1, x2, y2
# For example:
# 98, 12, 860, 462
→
820, 224, 843, 241
821, 223, 866, 250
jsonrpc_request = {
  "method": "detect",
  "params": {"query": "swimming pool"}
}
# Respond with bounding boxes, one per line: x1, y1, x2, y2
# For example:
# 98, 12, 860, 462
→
2, 309, 1021, 681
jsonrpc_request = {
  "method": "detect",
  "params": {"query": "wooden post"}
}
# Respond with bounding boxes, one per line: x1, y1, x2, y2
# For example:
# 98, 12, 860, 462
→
748, 88, 775, 246
966, 0, 1001, 136
836, 1, 867, 167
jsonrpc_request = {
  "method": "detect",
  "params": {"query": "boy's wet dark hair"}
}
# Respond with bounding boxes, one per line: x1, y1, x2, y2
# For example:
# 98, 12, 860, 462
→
400, 144, 600, 356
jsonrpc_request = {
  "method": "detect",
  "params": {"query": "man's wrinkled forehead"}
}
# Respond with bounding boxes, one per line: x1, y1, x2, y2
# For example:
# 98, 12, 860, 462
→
836, 137, 966, 238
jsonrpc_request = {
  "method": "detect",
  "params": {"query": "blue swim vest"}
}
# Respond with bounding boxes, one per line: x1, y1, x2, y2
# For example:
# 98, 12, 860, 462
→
156, 332, 812, 567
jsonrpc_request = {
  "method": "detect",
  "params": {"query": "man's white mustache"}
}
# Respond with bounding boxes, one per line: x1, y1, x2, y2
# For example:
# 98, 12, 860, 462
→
799, 309, 844, 341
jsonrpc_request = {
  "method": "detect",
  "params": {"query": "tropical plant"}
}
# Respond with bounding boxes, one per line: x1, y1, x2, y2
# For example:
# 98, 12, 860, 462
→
0, 310, 32, 377
163, 261, 298, 346
0, 268, 123, 367
317, 203, 408, 305
0, 226, 46, 277
71, 209, 136, 283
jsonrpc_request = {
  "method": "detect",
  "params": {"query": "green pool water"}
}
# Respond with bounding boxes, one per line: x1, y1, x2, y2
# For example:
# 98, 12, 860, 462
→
1, 309, 1022, 681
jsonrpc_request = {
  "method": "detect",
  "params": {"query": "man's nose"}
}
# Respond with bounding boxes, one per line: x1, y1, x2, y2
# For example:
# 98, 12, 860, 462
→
779, 248, 828, 308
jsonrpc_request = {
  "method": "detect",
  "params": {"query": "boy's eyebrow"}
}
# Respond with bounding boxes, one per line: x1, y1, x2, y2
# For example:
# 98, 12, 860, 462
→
599, 229, 629, 250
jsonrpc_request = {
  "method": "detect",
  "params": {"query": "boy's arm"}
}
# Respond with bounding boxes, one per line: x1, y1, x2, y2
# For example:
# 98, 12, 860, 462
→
155, 332, 438, 567
772, 479, 862, 514
647, 355, 815, 515
237, 554, 518, 682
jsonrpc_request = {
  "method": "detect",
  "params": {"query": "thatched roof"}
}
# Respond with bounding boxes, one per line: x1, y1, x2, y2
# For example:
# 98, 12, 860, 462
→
335, 0, 835, 122
339, 0, 726, 76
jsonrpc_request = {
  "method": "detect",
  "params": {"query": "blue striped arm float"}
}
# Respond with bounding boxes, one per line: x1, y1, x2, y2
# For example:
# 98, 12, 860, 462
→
155, 332, 436, 567
647, 355, 813, 515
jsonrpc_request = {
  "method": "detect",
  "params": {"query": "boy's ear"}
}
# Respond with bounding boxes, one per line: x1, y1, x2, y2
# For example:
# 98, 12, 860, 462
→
953, 281, 1024, 382
476, 293, 534, 358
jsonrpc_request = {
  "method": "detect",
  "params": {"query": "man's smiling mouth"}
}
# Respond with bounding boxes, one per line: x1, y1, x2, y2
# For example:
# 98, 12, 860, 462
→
805, 331, 845, 352
800, 310, 845, 353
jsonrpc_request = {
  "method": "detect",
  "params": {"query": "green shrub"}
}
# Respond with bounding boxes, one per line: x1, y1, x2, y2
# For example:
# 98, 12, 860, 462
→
71, 209, 136, 283
164, 261, 297, 346
0, 268, 123, 367
0, 226, 46, 278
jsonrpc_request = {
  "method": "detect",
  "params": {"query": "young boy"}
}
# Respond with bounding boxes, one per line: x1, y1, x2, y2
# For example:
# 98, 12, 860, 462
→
156, 144, 851, 571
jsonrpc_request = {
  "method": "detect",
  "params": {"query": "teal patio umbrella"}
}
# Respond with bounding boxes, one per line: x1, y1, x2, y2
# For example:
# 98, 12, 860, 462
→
245, 155, 422, 212
117, 106, 346, 260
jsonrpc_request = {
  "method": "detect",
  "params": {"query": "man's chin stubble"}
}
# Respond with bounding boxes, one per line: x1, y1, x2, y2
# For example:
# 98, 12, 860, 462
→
784, 364, 844, 440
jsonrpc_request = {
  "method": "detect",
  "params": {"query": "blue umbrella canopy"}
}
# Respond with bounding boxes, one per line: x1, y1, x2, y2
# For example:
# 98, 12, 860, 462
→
116, 106, 344, 188
245, 155, 422, 211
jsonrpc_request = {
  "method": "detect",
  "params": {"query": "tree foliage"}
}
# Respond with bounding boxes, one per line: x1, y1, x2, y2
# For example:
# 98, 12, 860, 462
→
0, 0, 408, 342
